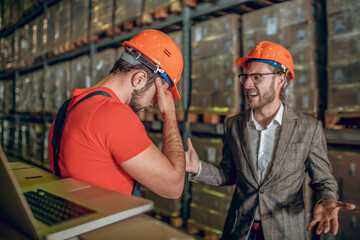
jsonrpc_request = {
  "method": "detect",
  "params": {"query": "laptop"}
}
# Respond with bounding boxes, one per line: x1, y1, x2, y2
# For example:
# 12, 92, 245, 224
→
0, 145, 154, 240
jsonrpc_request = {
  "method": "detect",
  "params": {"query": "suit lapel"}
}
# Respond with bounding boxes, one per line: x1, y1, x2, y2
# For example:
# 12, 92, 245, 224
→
238, 110, 260, 186
262, 105, 299, 185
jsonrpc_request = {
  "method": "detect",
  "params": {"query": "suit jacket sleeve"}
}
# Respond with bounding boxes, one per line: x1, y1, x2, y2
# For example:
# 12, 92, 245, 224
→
189, 117, 237, 186
306, 120, 338, 203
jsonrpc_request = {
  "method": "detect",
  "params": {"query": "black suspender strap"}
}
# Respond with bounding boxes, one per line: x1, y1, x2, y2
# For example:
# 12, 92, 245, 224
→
51, 90, 141, 197
51, 91, 111, 177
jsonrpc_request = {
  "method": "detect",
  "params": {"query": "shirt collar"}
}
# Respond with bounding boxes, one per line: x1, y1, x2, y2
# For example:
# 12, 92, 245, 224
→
249, 103, 284, 129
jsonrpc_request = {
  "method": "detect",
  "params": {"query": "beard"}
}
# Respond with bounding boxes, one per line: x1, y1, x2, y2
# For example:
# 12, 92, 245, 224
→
129, 85, 153, 114
248, 83, 276, 110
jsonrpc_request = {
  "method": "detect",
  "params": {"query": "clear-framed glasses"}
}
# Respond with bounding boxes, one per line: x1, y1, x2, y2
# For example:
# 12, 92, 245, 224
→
238, 72, 282, 85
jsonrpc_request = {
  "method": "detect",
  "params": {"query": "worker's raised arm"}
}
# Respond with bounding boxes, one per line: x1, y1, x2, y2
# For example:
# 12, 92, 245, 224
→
121, 78, 185, 199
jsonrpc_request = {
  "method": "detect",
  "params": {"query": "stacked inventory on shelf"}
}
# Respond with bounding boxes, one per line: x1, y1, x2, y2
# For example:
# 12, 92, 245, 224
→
92, 48, 117, 85
188, 136, 235, 236
243, 0, 323, 115
114, 0, 142, 31
190, 14, 242, 116
326, 0, 360, 113
0, 117, 46, 167
90, 0, 113, 37
0, 79, 13, 113
328, 149, 360, 240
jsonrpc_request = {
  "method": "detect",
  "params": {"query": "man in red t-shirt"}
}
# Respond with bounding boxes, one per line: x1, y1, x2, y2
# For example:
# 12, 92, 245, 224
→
48, 29, 185, 198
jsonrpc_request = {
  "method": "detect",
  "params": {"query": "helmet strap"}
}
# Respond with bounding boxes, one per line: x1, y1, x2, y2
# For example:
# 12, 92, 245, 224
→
124, 47, 173, 88
119, 50, 142, 65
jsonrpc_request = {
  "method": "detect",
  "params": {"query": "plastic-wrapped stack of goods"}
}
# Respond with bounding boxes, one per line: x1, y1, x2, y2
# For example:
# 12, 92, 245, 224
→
142, 0, 180, 23
15, 70, 44, 113
326, 0, 360, 114
243, 0, 322, 116
2, 119, 16, 155
92, 48, 117, 85
29, 122, 44, 166
43, 123, 52, 171
188, 136, 235, 236
47, 0, 71, 53
15, 72, 33, 112
191, 14, 242, 118
69, 55, 90, 91
44, 62, 71, 113
0, 80, 13, 113
18, 24, 31, 66
71, 0, 89, 44
328, 149, 360, 240
90, 0, 113, 37
114, 0, 142, 30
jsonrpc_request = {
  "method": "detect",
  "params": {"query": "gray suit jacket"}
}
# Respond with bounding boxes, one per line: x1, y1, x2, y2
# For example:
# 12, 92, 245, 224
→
190, 105, 338, 240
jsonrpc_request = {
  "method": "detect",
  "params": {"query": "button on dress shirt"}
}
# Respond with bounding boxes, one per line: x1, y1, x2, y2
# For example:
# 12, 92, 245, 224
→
247, 103, 284, 220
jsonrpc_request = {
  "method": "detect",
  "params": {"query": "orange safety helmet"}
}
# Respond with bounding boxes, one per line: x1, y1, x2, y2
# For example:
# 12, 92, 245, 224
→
123, 29, 183, 100
235, 41, 295, 81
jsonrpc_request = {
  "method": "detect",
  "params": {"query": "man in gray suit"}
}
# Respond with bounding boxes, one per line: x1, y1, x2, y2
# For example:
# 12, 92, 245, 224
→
185, 41, 355, 240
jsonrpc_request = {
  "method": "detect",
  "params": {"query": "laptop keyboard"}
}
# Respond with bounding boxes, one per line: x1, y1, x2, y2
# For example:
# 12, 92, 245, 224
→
24, 189, 96, 226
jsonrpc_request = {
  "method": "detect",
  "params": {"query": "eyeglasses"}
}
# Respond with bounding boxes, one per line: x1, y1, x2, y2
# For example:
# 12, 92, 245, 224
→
238, 72, 282, 85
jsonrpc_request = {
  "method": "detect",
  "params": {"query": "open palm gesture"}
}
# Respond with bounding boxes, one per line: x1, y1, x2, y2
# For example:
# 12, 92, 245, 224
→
307, 199, 355, 235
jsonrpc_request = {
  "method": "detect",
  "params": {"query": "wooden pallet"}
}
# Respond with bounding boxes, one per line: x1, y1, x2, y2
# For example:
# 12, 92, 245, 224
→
53, 42, 75, 56
138, 109, 184, 122
189, 110, 239, 124
187, 220, 222, 240
113, 17, 142, 34
148, 211, 183, 228
73, 36, 89, 48
89, 28, 114, 42
325, 112, 360, 129
141, 0, 182, 25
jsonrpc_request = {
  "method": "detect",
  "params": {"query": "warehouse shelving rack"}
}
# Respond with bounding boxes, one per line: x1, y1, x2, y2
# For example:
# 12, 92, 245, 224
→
1, 0, 360, 236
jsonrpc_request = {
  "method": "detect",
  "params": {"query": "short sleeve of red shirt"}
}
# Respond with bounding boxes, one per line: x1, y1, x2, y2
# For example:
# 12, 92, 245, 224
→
91, 102, 152, 164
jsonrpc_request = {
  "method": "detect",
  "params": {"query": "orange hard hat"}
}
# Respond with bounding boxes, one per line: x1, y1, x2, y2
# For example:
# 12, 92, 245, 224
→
123, 29, 183, 100
235, 41, 295, 81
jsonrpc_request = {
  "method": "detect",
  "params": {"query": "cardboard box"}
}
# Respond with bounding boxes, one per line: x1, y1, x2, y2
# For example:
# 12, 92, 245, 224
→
191, 137, 223, 164
70, 55, 90, 90
90, 0, 113, 35
212, 91, 242, 111
192, 182, 235, 196
284, 84, 318, 114
189, 203, 227, 231
191, 187, 232, 213
190, 91, 212, 110
71, 0, 89, 43
327, 83, 360, 112
327, 10, 356, 38
293, 65, 319, 88
326, 0, 360, 16
115, 0, 142, 24
337, 211, 360, 240
92, 48, 116, 85
328, 34, 360, 65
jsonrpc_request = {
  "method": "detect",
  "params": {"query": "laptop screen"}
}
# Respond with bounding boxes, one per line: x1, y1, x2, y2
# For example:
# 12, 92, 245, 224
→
0, 144, 42, 239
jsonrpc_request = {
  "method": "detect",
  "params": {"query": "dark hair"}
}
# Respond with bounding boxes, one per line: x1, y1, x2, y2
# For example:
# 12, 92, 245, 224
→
110, 58, 163, 91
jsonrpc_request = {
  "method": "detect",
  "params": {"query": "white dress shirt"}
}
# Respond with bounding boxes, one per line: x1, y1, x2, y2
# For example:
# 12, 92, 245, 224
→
247, 103, 284, 220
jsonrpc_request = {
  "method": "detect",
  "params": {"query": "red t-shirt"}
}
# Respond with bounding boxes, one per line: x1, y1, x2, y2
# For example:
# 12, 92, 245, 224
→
48, 87, 152, 195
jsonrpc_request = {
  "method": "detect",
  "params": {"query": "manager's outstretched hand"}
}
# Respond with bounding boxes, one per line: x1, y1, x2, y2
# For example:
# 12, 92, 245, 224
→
185, 138, 200, 174
307, 199, 355, 235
